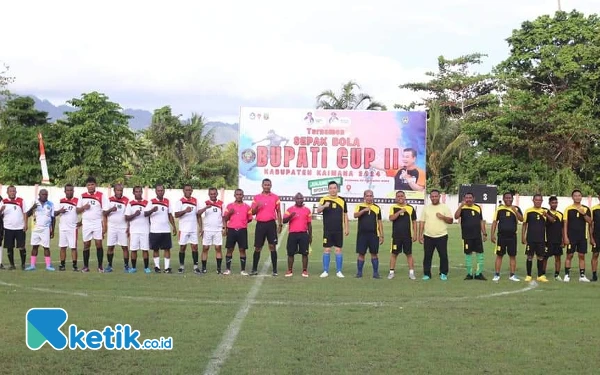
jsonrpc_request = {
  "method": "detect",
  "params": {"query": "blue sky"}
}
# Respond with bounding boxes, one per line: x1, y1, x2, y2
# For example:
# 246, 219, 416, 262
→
3, 0, 599, 123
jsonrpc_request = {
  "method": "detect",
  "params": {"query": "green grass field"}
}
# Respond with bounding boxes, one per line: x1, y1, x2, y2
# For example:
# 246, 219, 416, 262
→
1, 221, 599, 375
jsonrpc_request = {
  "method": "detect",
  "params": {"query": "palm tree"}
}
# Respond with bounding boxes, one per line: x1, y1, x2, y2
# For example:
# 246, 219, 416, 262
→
177, 113, 215, 180
316, 81, 387, 110
426, 102, 468, 189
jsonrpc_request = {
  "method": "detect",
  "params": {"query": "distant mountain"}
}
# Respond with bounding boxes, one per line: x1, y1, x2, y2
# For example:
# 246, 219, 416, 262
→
28, 95, 152, 130
205, 122, 239, 145
26, 95, 238, 144
122, 108, 152, 130
32, 97, 76, 122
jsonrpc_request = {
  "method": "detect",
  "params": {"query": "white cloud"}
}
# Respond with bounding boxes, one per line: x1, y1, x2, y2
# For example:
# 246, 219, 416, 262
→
2, 0, 599, 119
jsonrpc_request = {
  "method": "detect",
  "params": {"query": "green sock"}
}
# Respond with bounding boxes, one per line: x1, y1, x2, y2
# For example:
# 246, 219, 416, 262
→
476, 253, 485, 275
465, 254, 473, 275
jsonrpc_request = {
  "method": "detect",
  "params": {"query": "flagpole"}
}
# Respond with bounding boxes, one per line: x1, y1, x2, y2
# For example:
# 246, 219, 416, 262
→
38, 132, 50, 185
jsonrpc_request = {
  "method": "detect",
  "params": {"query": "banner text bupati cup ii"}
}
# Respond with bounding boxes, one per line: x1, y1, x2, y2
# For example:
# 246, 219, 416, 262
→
238, 108, 426, 204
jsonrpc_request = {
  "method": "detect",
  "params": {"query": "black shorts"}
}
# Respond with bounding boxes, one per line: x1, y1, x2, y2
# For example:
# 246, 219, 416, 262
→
391, 237, 412, 255
566, 240, 588, 254
3, 229, 25, 249
546, 243, 564, 257
525, 242, 546, 258
287, 232, 309, 256
463, 238, 483, 254
356, 233, 379, 255
593, 236, 600, 253
149, 232, 172, 251
254, 220, 277, 248
226, 228, 248, 250
495, 236, 517, 257
323, 231, 343, 248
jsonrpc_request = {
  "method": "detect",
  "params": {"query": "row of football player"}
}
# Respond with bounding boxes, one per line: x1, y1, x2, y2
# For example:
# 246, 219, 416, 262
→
2, 179, 598, 282
0, 178, 249, 274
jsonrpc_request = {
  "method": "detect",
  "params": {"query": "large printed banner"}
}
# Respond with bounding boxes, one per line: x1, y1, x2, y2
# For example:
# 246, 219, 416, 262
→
238, 108, 427, 204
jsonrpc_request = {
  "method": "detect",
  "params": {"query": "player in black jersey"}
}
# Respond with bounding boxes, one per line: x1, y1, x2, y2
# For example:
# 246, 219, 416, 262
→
454, 192, 488, 280
562, 190, 592, 282
544, 196, 564, 280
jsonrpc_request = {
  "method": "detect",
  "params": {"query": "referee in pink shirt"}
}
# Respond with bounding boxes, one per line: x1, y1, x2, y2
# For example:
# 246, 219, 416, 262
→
223, 189, 253, 275
250, 179, 283, 276
283, 193, 312, 277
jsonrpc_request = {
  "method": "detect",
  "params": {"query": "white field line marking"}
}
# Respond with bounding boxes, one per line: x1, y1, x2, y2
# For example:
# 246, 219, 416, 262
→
475, 283, 539, 299
202, 228, 287, 375
253, 300, 387, 307
0, 280, 89, 297
0, 274, 539, 309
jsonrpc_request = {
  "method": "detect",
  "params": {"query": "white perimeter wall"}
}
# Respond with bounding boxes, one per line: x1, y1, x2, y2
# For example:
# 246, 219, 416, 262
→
2, 185, 597, 223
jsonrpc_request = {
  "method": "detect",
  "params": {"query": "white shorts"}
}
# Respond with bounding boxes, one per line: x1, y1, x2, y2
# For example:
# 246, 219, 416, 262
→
30, 229, 50, 248
130, 233, 149, 251
82, 225, 103, 242
107, 228, 128, 247
59, 229, 78, 249
178, 231, 198, 245
202, 231, 223, 246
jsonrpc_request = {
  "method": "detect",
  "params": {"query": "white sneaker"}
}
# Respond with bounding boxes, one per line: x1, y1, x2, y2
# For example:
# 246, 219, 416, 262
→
223, 269, 231, 275
492, 275, 500, 282
564, 274, 570, 282
555, 275, 563, 281
509, 275, 520, 282
579, 275, 591, 283
336, 271, 345, 278
408, 272, 416, 280
240, 271, 249, 276
320, 271, 329, 278
387, 272, 395, 280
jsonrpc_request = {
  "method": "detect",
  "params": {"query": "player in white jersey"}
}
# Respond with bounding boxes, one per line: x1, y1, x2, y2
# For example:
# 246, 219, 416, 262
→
125, 186, 151, 273
25, 189, 56, 271
55, 184, 80, 271
0, 185, 30, 270
76, 176, 109, 273
174, 184, 201, 274
104, 184, 130, 273
147, 184, 177, 273
198, 187, 225, 274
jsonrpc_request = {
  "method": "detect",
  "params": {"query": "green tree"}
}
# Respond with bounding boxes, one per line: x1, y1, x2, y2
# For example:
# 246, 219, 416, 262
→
316, 81, 387, 110
56, 92, 135, 185
0, 63, 15, 108
142, 107, 219, 188
425, 102, 469, 190
397, 53, 497, 118
0, 96, 51, 184
460, 10, 600, 194
218, 141, 239, 189
396, 53, 496, 191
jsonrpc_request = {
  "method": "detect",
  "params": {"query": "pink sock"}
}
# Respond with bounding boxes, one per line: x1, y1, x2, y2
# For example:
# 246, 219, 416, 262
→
30, 255, 37, 266
45, 256, 51, 267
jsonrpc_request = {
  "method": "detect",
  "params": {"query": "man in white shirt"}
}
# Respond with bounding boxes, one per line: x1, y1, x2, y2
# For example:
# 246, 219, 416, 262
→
198, 187, 225, 274
125, 186, 151, 273
174, 184, 201, 274
55, 184, 80, 271
418, 190, 453, 280
0, 185, 30, 270
25, 189, 56, 271
76, 176, 109, 273
147, 184, 177, 273
104, 184, 129, 273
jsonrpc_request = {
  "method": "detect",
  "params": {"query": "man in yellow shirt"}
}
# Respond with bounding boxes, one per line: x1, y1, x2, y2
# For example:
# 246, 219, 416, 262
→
418, 190, 453, 280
